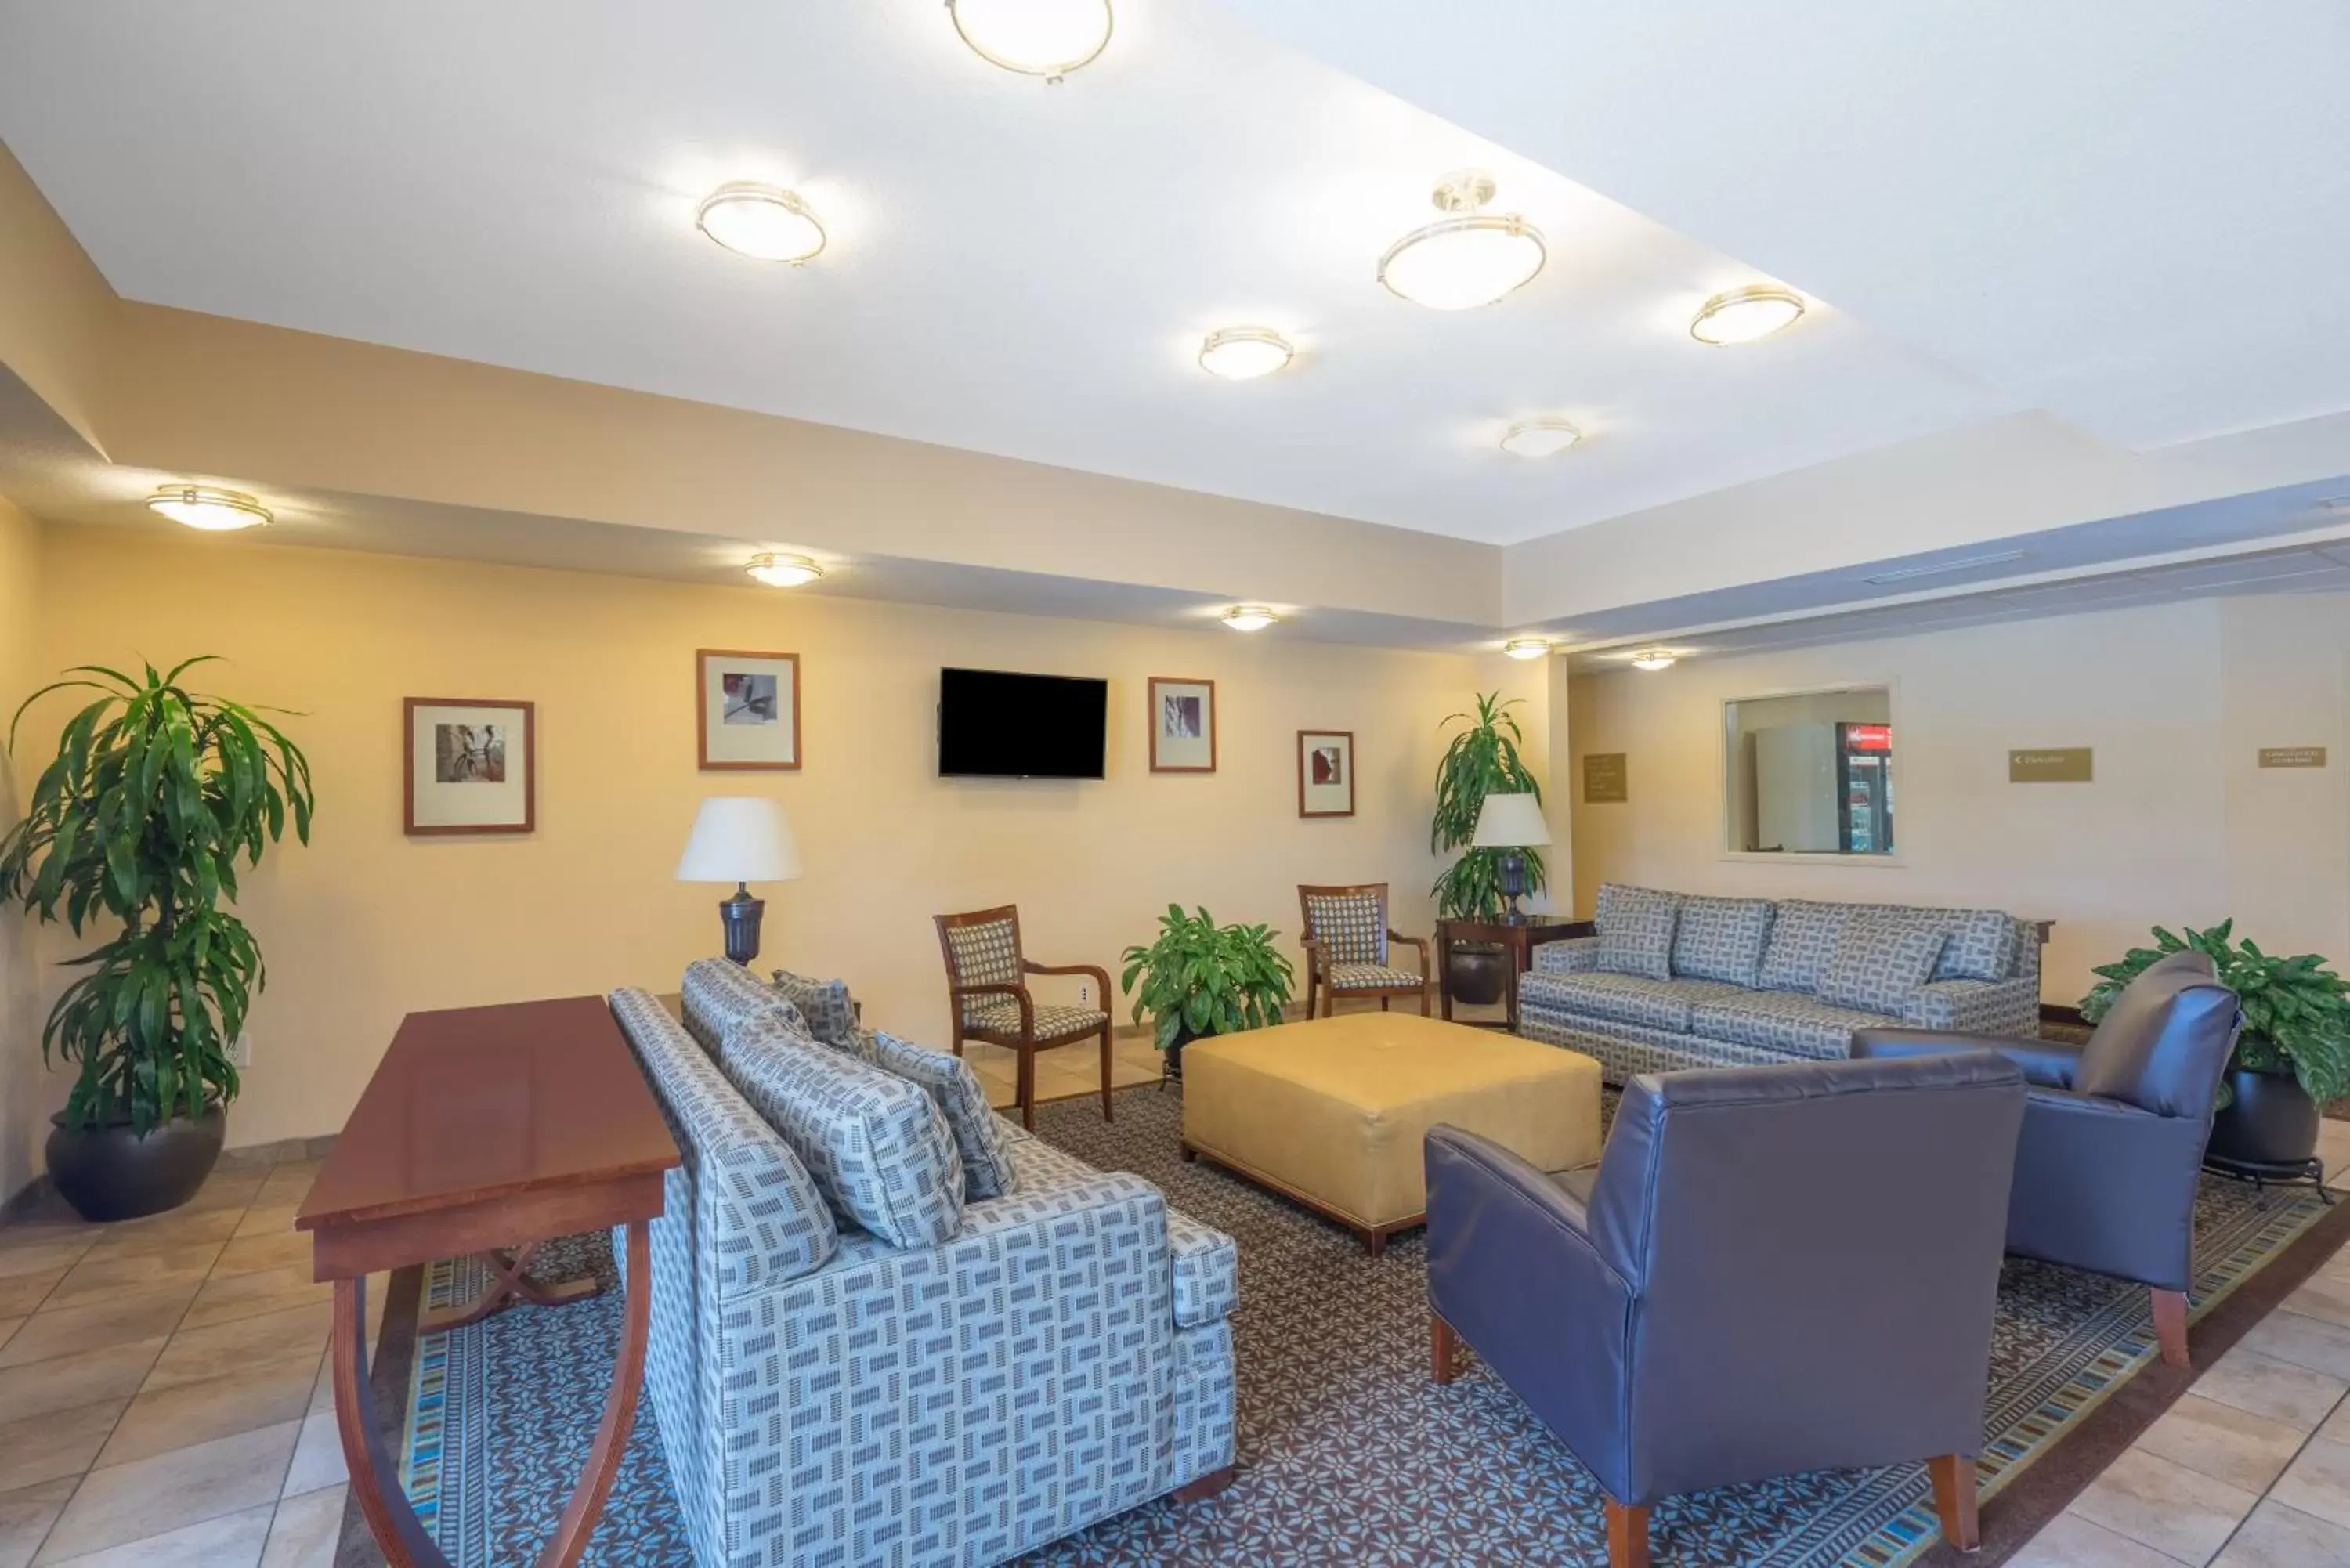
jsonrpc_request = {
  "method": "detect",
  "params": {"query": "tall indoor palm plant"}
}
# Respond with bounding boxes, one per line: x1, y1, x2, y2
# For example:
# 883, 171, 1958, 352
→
1430, 692, 1545, 1005
0, 658, 313, 1218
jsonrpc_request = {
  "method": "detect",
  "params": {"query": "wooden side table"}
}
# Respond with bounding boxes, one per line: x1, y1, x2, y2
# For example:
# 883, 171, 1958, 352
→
1435, 917, 1594, 1031
295, 996, 680, 1568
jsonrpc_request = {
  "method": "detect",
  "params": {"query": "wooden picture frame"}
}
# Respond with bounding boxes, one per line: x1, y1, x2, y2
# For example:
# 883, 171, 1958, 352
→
1297, 729, 1355, 818
697, 649, 801, 771
404, 698, 536, 835
1148, 677, 1217, 773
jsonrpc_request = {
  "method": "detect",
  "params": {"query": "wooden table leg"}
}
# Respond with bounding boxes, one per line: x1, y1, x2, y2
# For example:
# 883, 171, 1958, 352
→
333, 1219, 656, 1568
417, 1242, 599, 1334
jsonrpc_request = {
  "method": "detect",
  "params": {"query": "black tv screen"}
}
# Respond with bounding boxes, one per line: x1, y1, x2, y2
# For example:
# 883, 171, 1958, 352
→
938, 668, 1108, 779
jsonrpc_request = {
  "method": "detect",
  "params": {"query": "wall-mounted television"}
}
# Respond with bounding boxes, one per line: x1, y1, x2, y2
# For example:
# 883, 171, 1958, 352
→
938, 668, 1108, 779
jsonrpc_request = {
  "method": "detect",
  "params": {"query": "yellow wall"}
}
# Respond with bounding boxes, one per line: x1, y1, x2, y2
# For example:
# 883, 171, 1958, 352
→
21, 524, 1534, 1154
0, 497, 43, 1196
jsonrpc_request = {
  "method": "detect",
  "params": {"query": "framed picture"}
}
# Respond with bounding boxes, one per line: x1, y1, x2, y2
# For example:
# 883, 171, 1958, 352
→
1297, 729, 1354, 818
1148, 677, 1217, 773
697, 649, 801, 771
405, 698, 535, 835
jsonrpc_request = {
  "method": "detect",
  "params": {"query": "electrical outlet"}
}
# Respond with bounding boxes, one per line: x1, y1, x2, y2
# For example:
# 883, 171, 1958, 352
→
1077, 981, 1093, 1007
228, 1031, 253, 1068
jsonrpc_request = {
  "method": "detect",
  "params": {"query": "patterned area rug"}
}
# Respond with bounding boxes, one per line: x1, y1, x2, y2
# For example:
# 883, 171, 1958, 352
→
400, 1085, 2331, 1566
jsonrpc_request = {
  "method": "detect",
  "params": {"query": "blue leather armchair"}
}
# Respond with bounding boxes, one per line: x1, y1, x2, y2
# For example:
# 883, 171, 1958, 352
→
1853, 948, 2242, 1367
1426, 1055, 2026, 1567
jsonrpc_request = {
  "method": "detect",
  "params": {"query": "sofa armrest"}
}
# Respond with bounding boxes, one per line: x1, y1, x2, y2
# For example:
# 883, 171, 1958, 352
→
1166, 1208, 1239, 1328
1900, 975, 2044, 1037
1532, 936, 1600, 977
2008, 1087, 2208, 1292
1852, 1028, 2083, 1089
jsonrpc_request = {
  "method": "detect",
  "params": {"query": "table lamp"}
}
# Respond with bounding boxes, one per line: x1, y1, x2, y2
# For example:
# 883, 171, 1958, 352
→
676, 797, 801, 965
1470, 792, 1551, 924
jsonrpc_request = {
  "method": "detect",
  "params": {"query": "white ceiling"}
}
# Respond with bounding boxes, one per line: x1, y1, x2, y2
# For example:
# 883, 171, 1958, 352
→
1223, 0, 2350, 451
0, 0, 2016, 546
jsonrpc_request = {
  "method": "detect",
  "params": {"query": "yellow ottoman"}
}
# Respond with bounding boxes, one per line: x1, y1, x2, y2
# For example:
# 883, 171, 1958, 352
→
1180, 1012, 1601, 1254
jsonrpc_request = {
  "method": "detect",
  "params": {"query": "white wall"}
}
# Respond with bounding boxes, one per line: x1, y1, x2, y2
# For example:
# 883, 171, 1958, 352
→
0, 499, 42, 1199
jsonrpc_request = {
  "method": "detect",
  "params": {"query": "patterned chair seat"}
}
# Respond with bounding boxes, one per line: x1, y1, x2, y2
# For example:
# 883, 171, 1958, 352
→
1520, 972, 1755, 1034
964, 999, 1108, 1039
1688, 991, 1901, 1062
1326, 962, 1423, 992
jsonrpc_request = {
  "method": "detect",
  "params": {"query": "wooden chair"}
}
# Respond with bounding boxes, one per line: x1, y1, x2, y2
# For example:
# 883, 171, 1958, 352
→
1297, 883, 1431, 1018
934, 905, 1114, 1130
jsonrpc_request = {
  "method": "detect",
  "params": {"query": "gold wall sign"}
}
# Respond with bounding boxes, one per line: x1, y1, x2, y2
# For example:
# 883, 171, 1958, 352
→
1582, 752, 1629, 804
2009, 747, 2093, 783
2258, 746, 2327, 769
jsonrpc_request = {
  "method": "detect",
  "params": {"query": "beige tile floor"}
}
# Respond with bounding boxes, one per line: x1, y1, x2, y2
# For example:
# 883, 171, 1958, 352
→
962, 1030, 1170, 1115
0, 1150, 373, 1568
2012, 1138, 2350, 1567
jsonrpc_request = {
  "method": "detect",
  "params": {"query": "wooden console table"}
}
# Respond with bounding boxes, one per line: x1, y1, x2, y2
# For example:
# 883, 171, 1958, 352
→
1434, 917, 1593, 1031
295, 996, 680, 1568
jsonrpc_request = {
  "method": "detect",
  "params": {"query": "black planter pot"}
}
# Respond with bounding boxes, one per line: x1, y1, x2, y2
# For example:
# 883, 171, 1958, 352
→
46, 1105, 226, 1222
2205, 1069, 2320, 1170
1448, 943, 1508, 1008
1163, 1024, 1200, 1082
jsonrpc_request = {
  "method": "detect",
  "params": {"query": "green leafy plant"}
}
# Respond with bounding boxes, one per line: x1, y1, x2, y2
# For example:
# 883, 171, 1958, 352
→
1120, 905, 1296, 1050
1430, 691, 1544, 919
2081, 920, 2350, 1107
0, 659, 314, 1134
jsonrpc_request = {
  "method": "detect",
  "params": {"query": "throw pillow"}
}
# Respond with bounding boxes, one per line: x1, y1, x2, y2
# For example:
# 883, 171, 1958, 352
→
1756, 901, 1854, 992
719, 1013, 966, 1248
1817, 923, 1948, 1015
1669, 895, 1774, 986
1922, 907, 2014, 983
1593, 883, 1680, 981
768, 967, 859, 1051
862, 1030, 1018, 1200
680, 956, 809, 1057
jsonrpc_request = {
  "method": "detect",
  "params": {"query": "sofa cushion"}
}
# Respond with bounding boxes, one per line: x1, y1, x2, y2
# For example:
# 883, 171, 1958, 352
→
1519, 971, 1755, 1033
1873, 905, 2014, 982
1817, 923, 1948, 1015
861, 1029, 1018, 1200
606, 987, 836, 1287
680, 956, 810, 1057
1687, 991, 1904, 1062
1670, 896, 1775, 986
1305, 892, 1388, 966
768, 966, 859, 1050
1593, 883, 1680, 981
1755, 900, 1857, 993
720, 1013, 966, 1248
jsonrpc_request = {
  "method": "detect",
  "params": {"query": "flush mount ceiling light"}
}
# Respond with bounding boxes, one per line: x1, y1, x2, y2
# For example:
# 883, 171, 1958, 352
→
1629, 648, 1678, 671
146, 485, 270, 532
948, 0, 1112, 81
745, 553, 822, 587
1503, 638, 1551, 661
1499, 417, 1582, 457
1690, 284, 1806, 345
696, 182, 826, 263
1377, 171, 1547, 311
1221, 605, 1278, 631
1198, 327, 1295, 381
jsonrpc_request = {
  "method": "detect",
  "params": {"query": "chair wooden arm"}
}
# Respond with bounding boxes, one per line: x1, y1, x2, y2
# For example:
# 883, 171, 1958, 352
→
1300, 936, 1327, 977
1023, 959, 1112, 1010
1390, 932, 1430, 977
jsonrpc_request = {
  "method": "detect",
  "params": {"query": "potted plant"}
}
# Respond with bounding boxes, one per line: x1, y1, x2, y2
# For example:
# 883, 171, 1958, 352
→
2081, 920, 2350, 1171
1119, 904, 1295, 1080
1430, 692, 1545, 1006
0, 659, 314, 1220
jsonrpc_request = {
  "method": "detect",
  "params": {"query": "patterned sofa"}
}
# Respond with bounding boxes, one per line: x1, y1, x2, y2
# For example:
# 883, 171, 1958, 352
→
1517, 885, 2043, 1084
606, 958, 1238, 1566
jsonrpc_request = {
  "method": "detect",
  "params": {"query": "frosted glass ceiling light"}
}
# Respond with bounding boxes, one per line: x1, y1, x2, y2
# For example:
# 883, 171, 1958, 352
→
1629, 649, 1678, 671
1198, 327, 1294, 380
1377, 172, 1546, 310
147, 485, 270, 532
1690, 284, 1806, 345
746, 553, 822, 587
1499, 418, 1582, 457
1503, 638, 1551, 660
696, 183, 826, 263
1221, 605, 1278, 631
949, 0, 1113, 81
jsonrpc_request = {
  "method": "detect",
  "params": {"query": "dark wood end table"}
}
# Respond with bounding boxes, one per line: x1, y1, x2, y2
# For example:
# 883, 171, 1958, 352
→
1434, 917, 1594, 1031
295, 995, 680, 1568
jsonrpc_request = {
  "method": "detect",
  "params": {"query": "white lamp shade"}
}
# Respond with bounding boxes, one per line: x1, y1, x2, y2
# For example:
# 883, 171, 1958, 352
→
1470, 793, 1552, 849
676, 797, 803, 883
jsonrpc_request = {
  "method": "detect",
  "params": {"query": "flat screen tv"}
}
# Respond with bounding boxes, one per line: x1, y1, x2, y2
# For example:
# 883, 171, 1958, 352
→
938, 668, 1108, 779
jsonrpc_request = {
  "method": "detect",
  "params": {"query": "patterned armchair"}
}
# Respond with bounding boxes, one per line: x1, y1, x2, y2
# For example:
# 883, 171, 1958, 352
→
935, 905, 1113, 1129
1298, 883, 1430, 1017
613, 981, 1239, 1566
